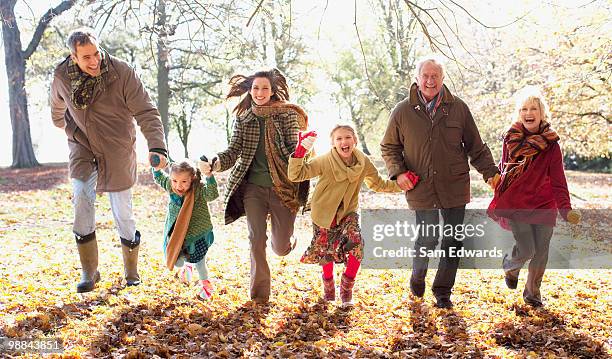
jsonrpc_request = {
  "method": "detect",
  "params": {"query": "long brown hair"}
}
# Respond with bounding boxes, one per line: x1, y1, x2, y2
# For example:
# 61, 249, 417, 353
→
227, 68, 290, 116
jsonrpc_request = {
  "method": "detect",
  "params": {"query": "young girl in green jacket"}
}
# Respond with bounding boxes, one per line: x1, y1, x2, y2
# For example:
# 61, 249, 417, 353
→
152, 159, 218, 299
288, 125, 401, 307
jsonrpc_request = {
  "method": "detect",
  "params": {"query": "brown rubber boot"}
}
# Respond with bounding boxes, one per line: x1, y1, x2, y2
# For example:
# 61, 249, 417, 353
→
76, 232, 100, 293
121, 231, 141, 286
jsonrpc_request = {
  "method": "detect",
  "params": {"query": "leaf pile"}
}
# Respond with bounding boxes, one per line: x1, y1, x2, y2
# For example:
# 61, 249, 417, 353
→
1, 164, 611, 358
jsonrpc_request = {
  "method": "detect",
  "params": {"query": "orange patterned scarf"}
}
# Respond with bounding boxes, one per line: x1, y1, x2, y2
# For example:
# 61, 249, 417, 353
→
498, 121, 559, 193
252, 101, 309, 212
252, 101, 308, 129
165, 187, 195, 270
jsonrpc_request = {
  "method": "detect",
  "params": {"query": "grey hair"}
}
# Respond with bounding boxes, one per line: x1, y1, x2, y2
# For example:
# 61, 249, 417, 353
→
66, 27, 98, 53
415, 55, 445, 79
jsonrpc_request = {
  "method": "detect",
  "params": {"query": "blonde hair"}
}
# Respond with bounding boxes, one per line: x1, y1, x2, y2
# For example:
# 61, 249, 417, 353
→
330, 124, 358, 141
169, 159, 202, 185
514, 86, 549, 123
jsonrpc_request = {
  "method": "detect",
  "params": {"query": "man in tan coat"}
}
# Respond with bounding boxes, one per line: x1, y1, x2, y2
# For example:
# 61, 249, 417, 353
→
50, 28, 167, 293
380, 55, 499, 308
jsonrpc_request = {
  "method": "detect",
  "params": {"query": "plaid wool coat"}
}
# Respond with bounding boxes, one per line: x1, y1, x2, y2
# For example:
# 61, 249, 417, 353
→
217, 107, 300, 224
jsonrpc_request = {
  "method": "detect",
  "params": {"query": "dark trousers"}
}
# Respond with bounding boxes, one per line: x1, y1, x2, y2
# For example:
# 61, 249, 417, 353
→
411, 206, 465, 299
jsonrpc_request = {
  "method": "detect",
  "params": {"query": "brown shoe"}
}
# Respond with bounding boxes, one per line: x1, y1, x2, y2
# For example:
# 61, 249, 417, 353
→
322, 275, 335, 302
340, 274, 356, 308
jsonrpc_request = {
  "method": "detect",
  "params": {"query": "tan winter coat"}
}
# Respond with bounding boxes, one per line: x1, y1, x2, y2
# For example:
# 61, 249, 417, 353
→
380, 83, 498, 209
50, 55, 166, 192
288, 148, 401, 229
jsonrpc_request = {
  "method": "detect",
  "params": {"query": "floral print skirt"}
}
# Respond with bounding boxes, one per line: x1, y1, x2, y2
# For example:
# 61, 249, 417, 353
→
300, 212, 363, 265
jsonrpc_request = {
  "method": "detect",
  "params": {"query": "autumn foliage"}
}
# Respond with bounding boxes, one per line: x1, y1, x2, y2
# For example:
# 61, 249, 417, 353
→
1, 164, 611, 358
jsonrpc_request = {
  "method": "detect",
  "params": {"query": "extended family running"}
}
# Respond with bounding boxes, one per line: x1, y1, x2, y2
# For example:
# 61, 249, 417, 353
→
50, 28, 581, 310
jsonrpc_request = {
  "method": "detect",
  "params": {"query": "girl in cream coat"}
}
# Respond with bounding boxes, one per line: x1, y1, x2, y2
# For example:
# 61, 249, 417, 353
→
288, 125, 401, 307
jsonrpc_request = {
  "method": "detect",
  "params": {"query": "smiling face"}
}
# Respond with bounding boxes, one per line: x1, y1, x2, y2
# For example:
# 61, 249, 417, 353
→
519, 99, 542, 132
170, 170, 194, 196
250, 77, 273, 106
71, 41, 102, 77
332, 128, 357, 162
417, 61, 444, 101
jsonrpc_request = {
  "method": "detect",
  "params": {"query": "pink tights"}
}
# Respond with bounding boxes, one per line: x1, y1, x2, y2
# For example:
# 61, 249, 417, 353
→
322, 254, 360, 280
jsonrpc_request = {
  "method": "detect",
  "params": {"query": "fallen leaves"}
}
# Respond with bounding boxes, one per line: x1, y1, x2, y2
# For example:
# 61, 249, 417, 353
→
1, 164, 611, 358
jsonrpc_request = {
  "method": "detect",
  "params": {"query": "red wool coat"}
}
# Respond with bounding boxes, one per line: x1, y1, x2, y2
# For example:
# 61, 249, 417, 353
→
488, 141, 572, 228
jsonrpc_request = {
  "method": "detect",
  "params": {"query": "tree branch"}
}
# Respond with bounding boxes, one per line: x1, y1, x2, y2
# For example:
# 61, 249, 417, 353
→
23, 0, 76, 59
246, 0, 265, 27
316, 0, 329, 40
554, 110, 610, 123
354, 0, 392, 111
445, 0, 532, 29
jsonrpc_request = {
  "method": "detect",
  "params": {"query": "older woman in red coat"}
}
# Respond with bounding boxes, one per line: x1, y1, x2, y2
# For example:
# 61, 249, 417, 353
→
488, 88, 580, 307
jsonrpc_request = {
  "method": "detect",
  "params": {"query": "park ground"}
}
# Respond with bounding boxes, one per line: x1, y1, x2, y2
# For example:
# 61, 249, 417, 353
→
0, 163, 611, 358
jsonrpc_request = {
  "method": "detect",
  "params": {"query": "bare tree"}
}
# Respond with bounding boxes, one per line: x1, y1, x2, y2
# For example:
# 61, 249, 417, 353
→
1, 0, 76, 168
90, 0, 246, 154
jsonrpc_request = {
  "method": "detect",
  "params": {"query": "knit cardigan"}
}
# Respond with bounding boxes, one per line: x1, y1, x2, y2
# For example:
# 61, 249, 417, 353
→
288, 148, 401, 229
152, 169, 219, 253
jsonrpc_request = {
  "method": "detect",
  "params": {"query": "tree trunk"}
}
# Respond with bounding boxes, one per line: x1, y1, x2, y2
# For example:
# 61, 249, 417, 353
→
156, 0, 170, 145
225, 107, 232, 145
1, 0, 38, 168
349, 106, 371, 155
356, 127, 371, 155
1, 0, 75, 168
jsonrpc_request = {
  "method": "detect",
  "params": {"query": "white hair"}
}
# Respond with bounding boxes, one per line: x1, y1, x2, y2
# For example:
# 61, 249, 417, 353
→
513, 85, 550, 122
415, 55, 446, 79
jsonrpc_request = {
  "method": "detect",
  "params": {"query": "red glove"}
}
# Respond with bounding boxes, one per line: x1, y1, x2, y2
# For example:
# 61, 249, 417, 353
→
294, 130, 317, 158
406, 171, 420, 185
398, 170, 420, 190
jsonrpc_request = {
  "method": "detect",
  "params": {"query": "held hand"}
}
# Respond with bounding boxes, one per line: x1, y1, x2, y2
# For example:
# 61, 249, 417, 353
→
487, 173, 501, 190
198, 160, 213, 177
397, 171, 419, 191
210, 157, 220, 172
149, 152, 168, 170
566, 209, 581, 225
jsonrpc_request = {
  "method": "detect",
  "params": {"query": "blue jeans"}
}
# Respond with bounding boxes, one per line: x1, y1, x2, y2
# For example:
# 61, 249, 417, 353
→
72, 171, 136, 241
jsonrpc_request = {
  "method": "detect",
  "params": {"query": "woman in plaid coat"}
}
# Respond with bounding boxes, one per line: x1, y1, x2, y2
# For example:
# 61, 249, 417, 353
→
208, 68, 308, 303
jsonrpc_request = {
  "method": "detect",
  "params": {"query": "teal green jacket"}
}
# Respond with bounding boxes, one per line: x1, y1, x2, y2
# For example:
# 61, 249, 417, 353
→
153, 169, 219, 261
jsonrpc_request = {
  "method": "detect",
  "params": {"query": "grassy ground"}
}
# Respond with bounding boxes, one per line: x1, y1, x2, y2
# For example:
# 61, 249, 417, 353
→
0, 164, 611, 358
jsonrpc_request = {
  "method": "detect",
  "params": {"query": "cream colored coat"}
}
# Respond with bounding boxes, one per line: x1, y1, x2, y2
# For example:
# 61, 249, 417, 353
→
288, 148, 401, 229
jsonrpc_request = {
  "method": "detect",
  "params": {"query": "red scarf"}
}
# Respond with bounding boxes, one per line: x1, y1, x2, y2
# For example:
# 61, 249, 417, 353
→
498, 121, 559, 193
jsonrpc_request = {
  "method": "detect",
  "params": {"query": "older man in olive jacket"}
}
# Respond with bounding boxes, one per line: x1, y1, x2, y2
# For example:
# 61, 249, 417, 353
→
380, 55, 499, 308
50, 28, 167, 293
